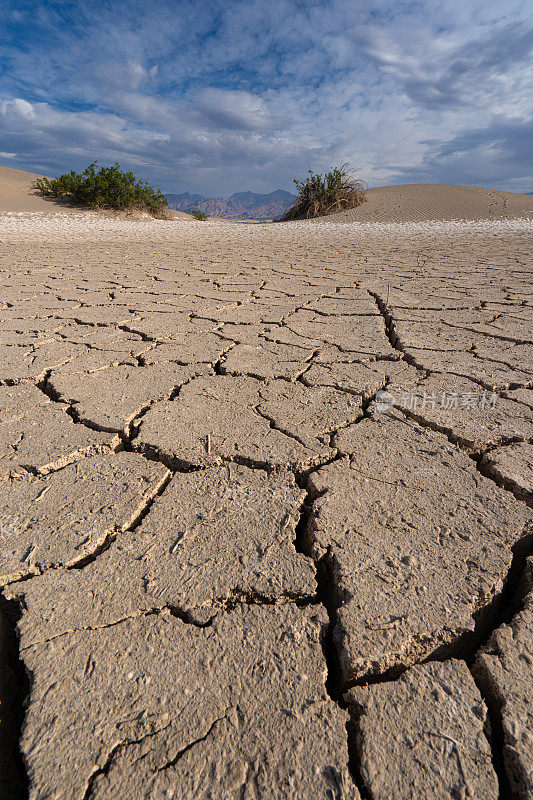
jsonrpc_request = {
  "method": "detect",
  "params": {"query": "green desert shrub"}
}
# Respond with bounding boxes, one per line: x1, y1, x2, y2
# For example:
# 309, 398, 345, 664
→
192, 208, 208, 220
281, 164, 365, 220
34, 162, 168, 215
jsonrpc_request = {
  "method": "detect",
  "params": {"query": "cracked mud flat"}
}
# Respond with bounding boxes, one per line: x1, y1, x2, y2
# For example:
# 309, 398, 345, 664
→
0, 212, 531, 800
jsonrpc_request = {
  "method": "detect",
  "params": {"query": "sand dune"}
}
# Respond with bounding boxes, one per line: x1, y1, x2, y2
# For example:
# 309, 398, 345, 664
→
314, 182, 533, 222
0, 164, 61, 213
0, 164, 190, 218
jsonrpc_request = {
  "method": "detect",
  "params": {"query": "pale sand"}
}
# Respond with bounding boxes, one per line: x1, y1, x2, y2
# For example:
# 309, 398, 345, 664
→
0, 172, 532, 800
314, 182, 533, 223
0, 165, 59, 213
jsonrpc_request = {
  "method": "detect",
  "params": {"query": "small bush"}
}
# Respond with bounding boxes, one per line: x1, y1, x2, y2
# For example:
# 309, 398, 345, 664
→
34, 162, 168, 216
281, 164, 365, 220
192, 209, 208, 221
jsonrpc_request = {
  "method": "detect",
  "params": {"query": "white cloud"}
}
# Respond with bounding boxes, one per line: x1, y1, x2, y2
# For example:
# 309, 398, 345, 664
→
93, 60, 158, 91
0, 98, 35, 119
195, 88, 273, 131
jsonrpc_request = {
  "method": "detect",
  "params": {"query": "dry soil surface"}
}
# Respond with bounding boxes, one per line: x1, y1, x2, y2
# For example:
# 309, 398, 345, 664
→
0, 204, 532, 800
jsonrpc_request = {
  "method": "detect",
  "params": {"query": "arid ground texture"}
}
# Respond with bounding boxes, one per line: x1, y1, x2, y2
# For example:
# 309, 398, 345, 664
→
0, 167, 532, 799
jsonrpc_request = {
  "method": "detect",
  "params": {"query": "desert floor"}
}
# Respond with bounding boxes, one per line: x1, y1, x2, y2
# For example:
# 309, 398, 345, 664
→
0, 203, 532, 799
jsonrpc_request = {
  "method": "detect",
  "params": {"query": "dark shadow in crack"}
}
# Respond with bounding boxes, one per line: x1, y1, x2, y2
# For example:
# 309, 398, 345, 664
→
0, 594, 30, 800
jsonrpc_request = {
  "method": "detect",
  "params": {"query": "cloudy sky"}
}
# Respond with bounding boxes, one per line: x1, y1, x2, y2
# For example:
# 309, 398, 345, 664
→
0, 0, 532, 195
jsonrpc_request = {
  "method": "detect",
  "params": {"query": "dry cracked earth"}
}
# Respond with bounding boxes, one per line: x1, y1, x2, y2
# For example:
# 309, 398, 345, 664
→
0, 213, 532, 800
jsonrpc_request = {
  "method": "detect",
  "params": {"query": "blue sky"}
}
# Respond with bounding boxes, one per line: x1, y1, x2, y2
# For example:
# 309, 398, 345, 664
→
0, 0, 531, 195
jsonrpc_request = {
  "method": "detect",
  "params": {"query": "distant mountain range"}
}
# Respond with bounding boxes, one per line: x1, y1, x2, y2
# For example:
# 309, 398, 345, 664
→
165, 189, 296, 220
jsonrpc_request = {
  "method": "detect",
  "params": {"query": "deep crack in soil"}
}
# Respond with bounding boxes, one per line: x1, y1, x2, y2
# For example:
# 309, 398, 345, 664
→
0, 595, 30, 800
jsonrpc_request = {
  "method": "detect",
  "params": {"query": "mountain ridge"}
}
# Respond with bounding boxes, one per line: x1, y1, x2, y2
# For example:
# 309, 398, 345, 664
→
165, 189, 296, 219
